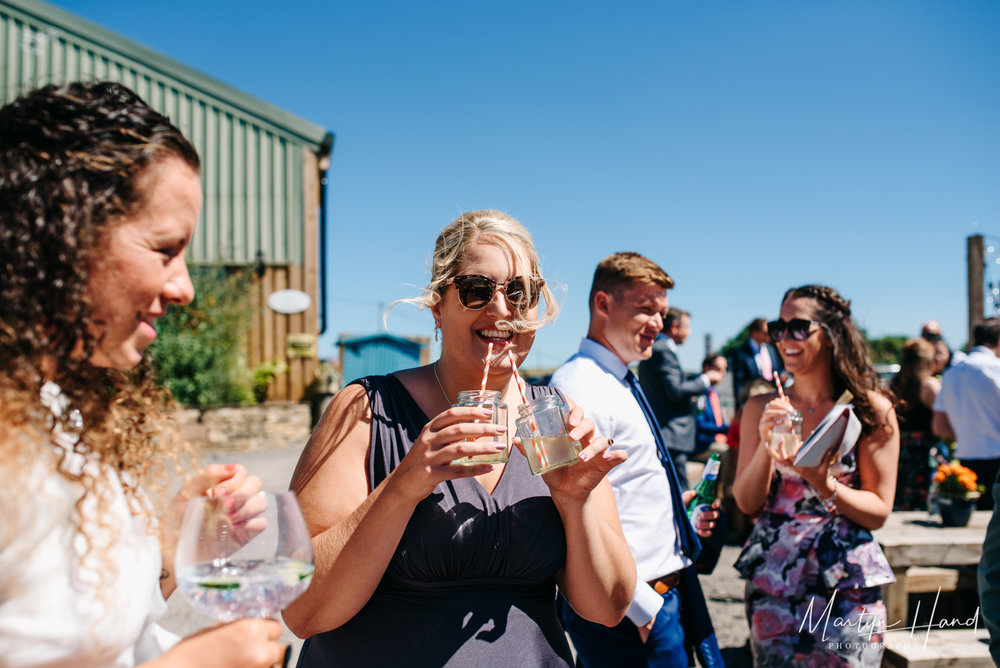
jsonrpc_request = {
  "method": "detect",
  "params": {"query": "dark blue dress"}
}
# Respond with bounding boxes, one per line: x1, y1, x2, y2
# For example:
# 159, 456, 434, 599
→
297, 375, 573, 667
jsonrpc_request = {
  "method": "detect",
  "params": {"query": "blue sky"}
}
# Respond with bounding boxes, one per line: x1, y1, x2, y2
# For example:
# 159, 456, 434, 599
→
49, 0, 1000, 371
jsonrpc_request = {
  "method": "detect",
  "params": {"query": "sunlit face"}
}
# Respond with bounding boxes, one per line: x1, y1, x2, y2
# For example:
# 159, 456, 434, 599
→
706, 357, 728, 375
774, 296, 831, 374
932, 339, 950, 374
432, 239, 538, 375
599, 281, 668, 365
85, 157, 201, 370
668, 313, 692, 345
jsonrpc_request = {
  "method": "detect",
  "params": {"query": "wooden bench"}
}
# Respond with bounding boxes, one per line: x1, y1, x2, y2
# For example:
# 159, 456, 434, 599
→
883, 628, 992, 667
874, 511, 990, 626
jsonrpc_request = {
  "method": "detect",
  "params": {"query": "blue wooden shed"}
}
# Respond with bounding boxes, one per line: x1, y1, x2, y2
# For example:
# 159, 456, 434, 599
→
338, 334, 430, 385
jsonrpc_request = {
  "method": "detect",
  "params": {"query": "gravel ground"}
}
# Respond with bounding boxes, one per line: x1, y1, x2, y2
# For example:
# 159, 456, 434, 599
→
161, 440, 752, 667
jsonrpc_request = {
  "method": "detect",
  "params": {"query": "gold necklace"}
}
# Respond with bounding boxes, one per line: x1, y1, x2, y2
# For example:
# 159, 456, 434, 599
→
432, 360, 451, 405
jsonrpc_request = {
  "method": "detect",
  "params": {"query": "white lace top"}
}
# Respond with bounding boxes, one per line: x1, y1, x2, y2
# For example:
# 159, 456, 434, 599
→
0, 382, 177, 666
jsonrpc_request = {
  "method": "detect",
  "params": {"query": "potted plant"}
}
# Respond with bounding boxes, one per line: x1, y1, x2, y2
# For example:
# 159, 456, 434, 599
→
931, 460, 983, 527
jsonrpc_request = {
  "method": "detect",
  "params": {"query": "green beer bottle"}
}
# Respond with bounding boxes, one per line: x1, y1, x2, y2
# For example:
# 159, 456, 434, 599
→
686, 451, 721, 521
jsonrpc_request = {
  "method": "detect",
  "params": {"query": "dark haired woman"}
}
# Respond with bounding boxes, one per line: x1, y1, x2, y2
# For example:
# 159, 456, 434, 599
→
0, 82, 286, 667
733, 285, 899, 666
890, 338, 943, 510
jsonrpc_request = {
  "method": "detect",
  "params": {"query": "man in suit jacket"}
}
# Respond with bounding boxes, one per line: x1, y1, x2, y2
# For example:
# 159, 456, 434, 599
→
730, 317, 783, 406
638, 308, 724, 490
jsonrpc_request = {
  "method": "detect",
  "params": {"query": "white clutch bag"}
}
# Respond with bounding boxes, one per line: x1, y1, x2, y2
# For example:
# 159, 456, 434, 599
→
793, 403, 862, 468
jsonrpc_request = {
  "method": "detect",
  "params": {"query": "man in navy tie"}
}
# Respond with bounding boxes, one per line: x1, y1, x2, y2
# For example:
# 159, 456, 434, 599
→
550, 252, 722, 667
729, 318, 782, 407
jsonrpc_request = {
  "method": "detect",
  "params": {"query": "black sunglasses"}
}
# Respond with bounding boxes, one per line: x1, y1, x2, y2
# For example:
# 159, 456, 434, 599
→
767, 318, 822, 342
448, 274, 545, 311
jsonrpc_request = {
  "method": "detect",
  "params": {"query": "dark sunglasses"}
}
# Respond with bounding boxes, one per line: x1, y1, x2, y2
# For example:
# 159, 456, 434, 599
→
448, 274, 545, 311
767, 318, 822, 342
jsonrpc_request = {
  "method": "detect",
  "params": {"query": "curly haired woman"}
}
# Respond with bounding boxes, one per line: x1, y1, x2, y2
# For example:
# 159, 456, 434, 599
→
0, 82, 286, 667
733, 285, 899, 667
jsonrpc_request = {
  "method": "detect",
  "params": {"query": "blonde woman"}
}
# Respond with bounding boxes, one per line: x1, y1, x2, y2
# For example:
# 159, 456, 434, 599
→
286, 210, 635, 666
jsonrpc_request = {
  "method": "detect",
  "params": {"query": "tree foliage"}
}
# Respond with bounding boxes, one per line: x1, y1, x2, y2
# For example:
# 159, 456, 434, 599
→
150, 267, 255, 407
865, 334, 907, 365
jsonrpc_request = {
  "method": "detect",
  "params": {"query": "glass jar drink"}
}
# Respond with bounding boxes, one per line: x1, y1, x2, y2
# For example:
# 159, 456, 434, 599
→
452, 390, 509, 465
770, 409, 803, 457
515, 395, 582, 475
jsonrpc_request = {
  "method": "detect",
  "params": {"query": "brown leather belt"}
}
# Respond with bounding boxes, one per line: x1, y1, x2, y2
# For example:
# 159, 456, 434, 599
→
648, 572, 681, 595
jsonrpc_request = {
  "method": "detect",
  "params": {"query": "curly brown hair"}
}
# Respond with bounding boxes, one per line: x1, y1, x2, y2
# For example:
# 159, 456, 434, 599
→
0, 81, 200, 572
781, 285, 890, 436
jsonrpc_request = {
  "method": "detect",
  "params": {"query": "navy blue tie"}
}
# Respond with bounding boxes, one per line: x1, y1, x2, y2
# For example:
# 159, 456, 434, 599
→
625, 369, 701, 560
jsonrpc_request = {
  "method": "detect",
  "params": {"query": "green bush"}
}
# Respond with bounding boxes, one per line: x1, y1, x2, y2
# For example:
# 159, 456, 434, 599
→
150, 267, 255, 407
251, 358, 288, 402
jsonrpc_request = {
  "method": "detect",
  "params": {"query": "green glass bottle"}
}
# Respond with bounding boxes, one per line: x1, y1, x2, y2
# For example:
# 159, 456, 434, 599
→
686, 451, 721, 520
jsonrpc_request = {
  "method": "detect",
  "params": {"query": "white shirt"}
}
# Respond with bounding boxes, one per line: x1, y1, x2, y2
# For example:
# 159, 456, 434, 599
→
933, 346, 1000, 460
0, 383, 177, 667
550, 338, 690, 627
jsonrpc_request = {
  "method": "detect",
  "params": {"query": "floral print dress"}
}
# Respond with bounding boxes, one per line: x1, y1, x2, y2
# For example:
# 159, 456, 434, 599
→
735, 446, 895, 667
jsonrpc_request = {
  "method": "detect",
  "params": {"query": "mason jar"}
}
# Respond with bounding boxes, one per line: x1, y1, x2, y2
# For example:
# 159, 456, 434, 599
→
514, 394, 581, 475
452, 389, 509, 465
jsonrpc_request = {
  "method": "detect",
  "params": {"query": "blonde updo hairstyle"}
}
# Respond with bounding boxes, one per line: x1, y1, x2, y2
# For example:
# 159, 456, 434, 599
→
393, 209, 561, 333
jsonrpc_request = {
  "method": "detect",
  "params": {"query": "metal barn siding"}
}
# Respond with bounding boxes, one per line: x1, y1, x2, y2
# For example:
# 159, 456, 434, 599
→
338, 336, 430, 385
1, 0, 333, 401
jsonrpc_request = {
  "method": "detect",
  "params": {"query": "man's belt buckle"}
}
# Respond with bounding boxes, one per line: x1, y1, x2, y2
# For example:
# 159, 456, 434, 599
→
648, 571, 681, 595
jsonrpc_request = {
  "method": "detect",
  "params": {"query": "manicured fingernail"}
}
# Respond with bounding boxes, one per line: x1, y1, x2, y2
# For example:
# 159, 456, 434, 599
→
496, 426, 507, 433
578, 451, 589, 462
494, 443, 506, 450
225, 463, 237, 471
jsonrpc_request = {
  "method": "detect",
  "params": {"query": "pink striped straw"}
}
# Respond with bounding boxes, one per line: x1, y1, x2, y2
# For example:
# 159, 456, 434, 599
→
508, 349, 547, 467
507, 350, 529, 405
774, 372, 785, 400
480, 342, 494, 391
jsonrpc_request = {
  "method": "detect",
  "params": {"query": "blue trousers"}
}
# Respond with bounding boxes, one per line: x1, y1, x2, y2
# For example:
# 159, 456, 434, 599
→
559, 589, 689, 668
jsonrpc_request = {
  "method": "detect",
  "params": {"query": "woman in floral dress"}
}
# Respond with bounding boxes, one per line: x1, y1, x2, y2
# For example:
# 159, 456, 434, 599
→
733, 285, 899, 667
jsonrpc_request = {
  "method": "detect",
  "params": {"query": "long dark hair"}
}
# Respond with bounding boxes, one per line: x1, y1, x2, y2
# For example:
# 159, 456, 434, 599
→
781, 285, 889, 436
889, 337, 935, 418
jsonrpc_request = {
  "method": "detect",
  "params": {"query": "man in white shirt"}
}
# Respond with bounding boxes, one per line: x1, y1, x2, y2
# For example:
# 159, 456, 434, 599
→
932, 317, 1000, 510
550, 252, 721, 667
940, 318, 1000, 665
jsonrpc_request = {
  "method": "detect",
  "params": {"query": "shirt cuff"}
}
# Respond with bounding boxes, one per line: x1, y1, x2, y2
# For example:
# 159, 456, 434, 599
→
626, 581, 664, 627
698, 373, 712, 389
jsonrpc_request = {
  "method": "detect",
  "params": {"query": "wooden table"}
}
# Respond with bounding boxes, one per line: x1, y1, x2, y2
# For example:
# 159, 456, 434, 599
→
873, 510, 991, 625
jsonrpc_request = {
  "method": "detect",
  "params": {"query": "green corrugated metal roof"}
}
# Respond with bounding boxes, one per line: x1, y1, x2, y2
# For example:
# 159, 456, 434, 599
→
1, 0, 334, 267
1, 0, 329, 147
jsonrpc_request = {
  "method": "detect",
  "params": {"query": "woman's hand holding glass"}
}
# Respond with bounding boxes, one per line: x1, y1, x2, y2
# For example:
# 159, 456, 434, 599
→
388, 404, 510, 502
174, 491, 314, 622
523, 405, 626, 501
758, 398, 801, 462
758, 398, 835, 492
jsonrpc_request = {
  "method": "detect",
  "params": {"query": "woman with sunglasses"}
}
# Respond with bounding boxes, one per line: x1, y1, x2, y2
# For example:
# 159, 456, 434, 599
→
733, 285, 899, 667
286, 210, 634, 666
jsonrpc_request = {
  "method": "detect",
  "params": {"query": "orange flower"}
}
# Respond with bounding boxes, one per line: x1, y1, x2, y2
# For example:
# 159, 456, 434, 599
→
934, 461, 982, 498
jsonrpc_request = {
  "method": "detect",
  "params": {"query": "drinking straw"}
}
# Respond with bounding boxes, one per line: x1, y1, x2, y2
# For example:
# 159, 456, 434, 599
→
480, 342, 494, 391
774, 372, 785, 400
507, 350, 549, 469
507, 349, 529, 408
